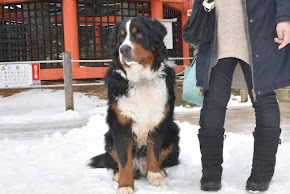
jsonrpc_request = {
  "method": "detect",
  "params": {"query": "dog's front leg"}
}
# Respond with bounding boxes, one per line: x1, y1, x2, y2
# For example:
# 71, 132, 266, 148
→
146, 142, 167, 186
116, 140, 134, 194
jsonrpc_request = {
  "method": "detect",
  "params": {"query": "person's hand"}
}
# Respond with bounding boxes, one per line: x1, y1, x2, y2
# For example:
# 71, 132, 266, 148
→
274, 21, 290, 50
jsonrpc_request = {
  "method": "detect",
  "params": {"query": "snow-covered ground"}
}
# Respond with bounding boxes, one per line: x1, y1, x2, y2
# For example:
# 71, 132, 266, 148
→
0, 89, 289, 194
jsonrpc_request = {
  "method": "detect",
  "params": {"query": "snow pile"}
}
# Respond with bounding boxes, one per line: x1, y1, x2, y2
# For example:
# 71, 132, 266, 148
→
0, 89, 107, 139
0, 90, 289, 194
0, 89, 107, 125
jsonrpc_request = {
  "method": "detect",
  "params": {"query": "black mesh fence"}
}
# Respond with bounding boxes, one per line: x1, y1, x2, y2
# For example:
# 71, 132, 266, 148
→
0, 0, 64, 68
163, 5, 183, 65
0, 0, 187, 68
77, 0, 151, 66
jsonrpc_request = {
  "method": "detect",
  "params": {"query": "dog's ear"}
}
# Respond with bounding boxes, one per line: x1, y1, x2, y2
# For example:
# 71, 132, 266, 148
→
109, 22, 120, 59
142, 17, 167, 48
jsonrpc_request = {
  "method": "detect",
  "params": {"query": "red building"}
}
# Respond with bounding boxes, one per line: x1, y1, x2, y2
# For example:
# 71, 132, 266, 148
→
0, 0, 194, 80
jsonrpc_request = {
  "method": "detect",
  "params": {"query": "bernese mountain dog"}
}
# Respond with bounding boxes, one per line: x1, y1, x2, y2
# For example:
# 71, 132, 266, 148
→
88, 16, 180, 194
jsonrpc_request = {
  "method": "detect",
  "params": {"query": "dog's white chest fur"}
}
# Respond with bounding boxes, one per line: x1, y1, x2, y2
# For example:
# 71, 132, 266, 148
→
117, 64, 168, 146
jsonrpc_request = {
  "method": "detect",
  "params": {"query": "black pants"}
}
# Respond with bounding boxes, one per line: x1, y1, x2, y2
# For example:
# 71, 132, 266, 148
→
200, 57, 280, 132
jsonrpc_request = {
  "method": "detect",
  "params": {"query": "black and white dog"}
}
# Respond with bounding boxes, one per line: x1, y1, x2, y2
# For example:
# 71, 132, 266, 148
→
89, 16, 180, 194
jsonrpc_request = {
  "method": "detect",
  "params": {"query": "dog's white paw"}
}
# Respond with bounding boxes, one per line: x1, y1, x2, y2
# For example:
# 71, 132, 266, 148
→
113, 172, 120, 182
147, 171, 168, 186
117, 186, 134, 194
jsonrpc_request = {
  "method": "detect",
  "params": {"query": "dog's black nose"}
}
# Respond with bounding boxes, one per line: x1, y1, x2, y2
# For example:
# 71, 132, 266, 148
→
120, 45, 132, 55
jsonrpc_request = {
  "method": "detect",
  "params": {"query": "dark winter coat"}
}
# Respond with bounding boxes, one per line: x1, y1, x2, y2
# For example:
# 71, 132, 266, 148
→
193, 0, 290, 97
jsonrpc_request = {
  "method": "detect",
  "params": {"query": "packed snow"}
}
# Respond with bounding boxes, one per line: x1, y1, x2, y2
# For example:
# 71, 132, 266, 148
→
0, 89, 289, 194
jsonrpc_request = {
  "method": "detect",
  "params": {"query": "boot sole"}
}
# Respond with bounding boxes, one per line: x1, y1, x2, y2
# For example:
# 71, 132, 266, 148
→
201, 182, 221, 191
246, 182, 270, 192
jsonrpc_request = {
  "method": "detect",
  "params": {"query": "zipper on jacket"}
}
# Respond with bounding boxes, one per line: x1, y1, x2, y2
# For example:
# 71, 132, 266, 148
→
243, 0, 257, 102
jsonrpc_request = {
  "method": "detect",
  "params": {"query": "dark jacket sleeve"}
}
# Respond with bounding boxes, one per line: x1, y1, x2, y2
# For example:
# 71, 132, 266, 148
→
192, 0, 203, 13
276, 0, 290, 23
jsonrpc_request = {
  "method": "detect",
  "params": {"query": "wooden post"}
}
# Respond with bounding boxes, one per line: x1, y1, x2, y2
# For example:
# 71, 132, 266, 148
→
240, 89, 248, 103
63, 51, 74, 111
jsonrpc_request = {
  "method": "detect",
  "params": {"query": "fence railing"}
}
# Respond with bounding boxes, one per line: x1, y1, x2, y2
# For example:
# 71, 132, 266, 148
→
0, 51, 193, 111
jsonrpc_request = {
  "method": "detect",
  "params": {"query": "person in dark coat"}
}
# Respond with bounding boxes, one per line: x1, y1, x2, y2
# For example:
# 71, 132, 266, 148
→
192, 0, 290, 192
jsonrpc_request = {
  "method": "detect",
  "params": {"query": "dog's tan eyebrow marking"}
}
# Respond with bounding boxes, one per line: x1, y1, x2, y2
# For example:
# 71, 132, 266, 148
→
121, 30, 126, 35
132, 27, 137, 34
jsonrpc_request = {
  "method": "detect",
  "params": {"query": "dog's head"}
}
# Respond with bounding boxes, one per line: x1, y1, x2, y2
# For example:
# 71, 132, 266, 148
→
109, 16, 167, 70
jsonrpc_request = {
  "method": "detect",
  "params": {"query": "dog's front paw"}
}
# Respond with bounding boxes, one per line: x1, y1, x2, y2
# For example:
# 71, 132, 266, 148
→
147, 171, 168, 186
117, 186, 134, 194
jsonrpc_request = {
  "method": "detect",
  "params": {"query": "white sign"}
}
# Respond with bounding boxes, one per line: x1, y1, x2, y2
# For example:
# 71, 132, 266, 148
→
0, 64, 33, 88
161, 21, 173, 50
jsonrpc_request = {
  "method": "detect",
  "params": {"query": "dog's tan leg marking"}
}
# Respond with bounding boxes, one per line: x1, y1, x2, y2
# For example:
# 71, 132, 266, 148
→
109, 145, 134, 192
117, 141, 134, 194
159, 144, 174, 165
109, 149, 119, 162
158, 144, 174, 178
146, 142, 167, 186
108, 149, 121, 182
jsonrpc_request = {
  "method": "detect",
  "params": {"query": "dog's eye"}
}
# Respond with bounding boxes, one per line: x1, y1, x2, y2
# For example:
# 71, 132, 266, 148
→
120, 35, 125, 41
136, 32, 143, 39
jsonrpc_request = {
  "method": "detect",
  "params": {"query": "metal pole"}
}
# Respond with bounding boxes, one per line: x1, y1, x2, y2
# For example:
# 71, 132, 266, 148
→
63, 51, 74, 111
0, 60, 63, 65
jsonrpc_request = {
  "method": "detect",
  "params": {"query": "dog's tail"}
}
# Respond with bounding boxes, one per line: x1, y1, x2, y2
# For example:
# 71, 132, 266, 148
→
88, 152, 117, 169
88, 153, 107, 168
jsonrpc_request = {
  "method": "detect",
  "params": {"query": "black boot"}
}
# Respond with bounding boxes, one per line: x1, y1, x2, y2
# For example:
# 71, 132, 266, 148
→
198, 128, 224, 191
246, 128, 281, 192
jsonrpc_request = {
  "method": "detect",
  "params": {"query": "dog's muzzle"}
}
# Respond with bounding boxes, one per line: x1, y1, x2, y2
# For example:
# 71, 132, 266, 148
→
120, 44, 133, 64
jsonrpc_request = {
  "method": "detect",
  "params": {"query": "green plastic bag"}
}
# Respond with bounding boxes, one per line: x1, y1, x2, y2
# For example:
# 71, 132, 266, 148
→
182, 61, 204, 106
